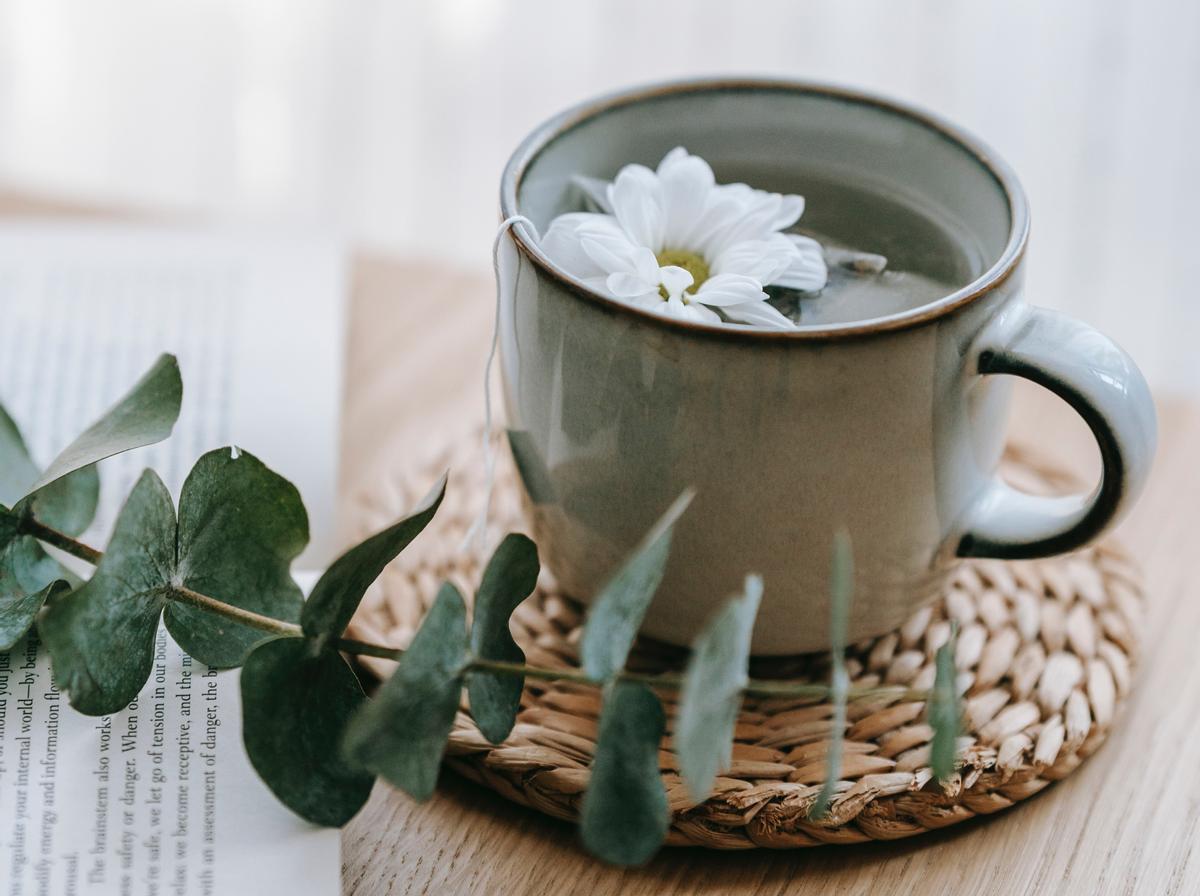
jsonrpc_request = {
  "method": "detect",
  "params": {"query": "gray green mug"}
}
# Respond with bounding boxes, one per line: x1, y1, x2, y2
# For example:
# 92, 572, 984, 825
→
496, 78, 1156, 654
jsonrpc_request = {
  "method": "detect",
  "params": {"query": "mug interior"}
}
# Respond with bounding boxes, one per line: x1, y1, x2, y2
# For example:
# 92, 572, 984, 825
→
505, 80, 1023, 335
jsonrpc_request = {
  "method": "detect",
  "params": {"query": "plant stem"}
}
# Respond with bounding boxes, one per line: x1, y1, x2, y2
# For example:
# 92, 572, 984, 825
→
333, 637, 403, 661
22, 516, 103, 565
26, 520, 930, 705
171, 585, 303, 638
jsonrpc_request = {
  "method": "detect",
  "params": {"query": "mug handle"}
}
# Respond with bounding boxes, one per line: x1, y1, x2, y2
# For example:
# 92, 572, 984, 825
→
957, 304, 1157, 560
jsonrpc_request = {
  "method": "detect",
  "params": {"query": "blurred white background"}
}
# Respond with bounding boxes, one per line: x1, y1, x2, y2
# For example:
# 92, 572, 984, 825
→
1, 0, 1197, 396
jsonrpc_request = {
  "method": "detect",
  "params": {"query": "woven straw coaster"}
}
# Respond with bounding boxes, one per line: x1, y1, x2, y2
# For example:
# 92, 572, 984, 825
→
346, 430, 1143, 848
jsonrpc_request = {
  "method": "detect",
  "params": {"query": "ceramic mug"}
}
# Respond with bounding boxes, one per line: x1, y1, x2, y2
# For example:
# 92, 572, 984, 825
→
495, 78, 1156, 654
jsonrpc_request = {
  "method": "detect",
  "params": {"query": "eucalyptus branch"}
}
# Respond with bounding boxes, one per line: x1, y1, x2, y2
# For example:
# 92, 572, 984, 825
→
24, 518, 930, 705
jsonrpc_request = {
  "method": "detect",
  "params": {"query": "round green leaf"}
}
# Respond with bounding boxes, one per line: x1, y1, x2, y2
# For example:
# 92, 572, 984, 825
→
468, 533, 539, 744
23, 465, 101, 537
0, 505, 64, 650
241, 637, 374, 827
166, 448, 308, 668
0, 567, 60, 652
40, 471, 176, 715
342, 583, 467, 801
0, 404, 40, 506
0, 402, 99, 538
580, 681, 669, 866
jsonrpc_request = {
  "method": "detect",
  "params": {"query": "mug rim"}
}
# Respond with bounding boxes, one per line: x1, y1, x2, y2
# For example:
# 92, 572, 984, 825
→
500, 77, 1031, 342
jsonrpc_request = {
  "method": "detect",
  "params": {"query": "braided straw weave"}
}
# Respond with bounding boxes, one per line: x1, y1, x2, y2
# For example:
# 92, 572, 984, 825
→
346, 431, 1142, 847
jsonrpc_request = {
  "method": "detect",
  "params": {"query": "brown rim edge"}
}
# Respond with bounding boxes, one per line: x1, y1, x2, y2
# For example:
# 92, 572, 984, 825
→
499, 77, 1030, 343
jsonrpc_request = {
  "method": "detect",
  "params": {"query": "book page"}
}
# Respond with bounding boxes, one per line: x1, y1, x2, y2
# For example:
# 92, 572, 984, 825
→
0, 223, 347, 895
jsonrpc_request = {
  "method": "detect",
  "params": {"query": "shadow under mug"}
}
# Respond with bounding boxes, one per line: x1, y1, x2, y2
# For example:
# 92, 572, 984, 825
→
496, 78, 1156, 654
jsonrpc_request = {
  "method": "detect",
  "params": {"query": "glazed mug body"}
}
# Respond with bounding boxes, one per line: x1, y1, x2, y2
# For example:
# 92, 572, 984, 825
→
496, 79, 1155, 654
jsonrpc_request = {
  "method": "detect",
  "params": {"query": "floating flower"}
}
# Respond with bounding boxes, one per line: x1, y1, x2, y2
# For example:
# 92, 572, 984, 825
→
541, 147, 827, 328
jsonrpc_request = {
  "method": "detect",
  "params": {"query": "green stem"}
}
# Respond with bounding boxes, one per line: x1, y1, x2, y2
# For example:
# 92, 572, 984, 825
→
26, 521, 930, 705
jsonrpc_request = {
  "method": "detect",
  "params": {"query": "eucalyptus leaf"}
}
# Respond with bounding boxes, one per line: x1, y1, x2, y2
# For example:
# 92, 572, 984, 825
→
0, 404, 97, 650
676, 575, 761, 803
930, 625, 961, 782
580, 489, 694, 681
40, 471, 176, 715
0, 404, 41, 505
810, 531, 853, 820
1, 573, 68, 652
302, 473, 446, 645
342, 583, 468, 800
23, 353, 182, 500
580, 681, 668, 866
166, 448, 308, 668
467, 533, 539, 744
0, 506, 63, 648
0, 402, 100, 536
24, 467, 101, 537
241, 637, 375, 827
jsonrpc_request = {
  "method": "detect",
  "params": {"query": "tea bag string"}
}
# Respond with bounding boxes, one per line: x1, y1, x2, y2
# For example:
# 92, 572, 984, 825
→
461, 213, 539, 556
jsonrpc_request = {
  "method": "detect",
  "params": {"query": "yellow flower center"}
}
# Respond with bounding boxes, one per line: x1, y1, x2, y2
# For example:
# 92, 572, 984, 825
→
655, 249, 710, 299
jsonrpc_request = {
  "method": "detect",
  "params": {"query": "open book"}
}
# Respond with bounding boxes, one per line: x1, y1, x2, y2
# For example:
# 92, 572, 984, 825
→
0, 222, 347, 895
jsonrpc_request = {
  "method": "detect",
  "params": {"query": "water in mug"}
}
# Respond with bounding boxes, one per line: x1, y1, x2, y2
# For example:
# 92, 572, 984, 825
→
752, 168, 986, 326
573, 165, 986, 326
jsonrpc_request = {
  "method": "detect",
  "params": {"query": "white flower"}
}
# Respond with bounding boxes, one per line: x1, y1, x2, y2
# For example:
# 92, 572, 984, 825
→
540, 147, 827, 329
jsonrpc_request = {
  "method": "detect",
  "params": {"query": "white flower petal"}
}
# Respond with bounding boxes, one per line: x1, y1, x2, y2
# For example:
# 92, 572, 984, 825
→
624, 290, 666, 310
714, 193, 783, 250
657, 147, 716, 248
717, 183, 755, 204
607, 271, 657, 298
711, 235, 795, 283
688, 303, 723, 324
542, 215, 614, 279
721, 300, 796, 329
609, 164, 665, 251
694, 273, 769, 308
658, 264, 694, 300
701, 185, 807, 254
572, 213, 642, 250
580, 231, 651, 277
656, 296, 690, 320
659, 146, 689, 168
632, 246, 661, 283
572, 174, 615, 214
771, 194, 806, 230
655, 295, 722, 324
717, 184, 805, 230
547, 212, 644, 272
683, 192, 748, 256
771, 234, 828, 292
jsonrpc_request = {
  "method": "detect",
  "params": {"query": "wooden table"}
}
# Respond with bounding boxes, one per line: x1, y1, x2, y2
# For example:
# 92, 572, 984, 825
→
4, 195, 1196, 894
342, 258, 1200, 896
